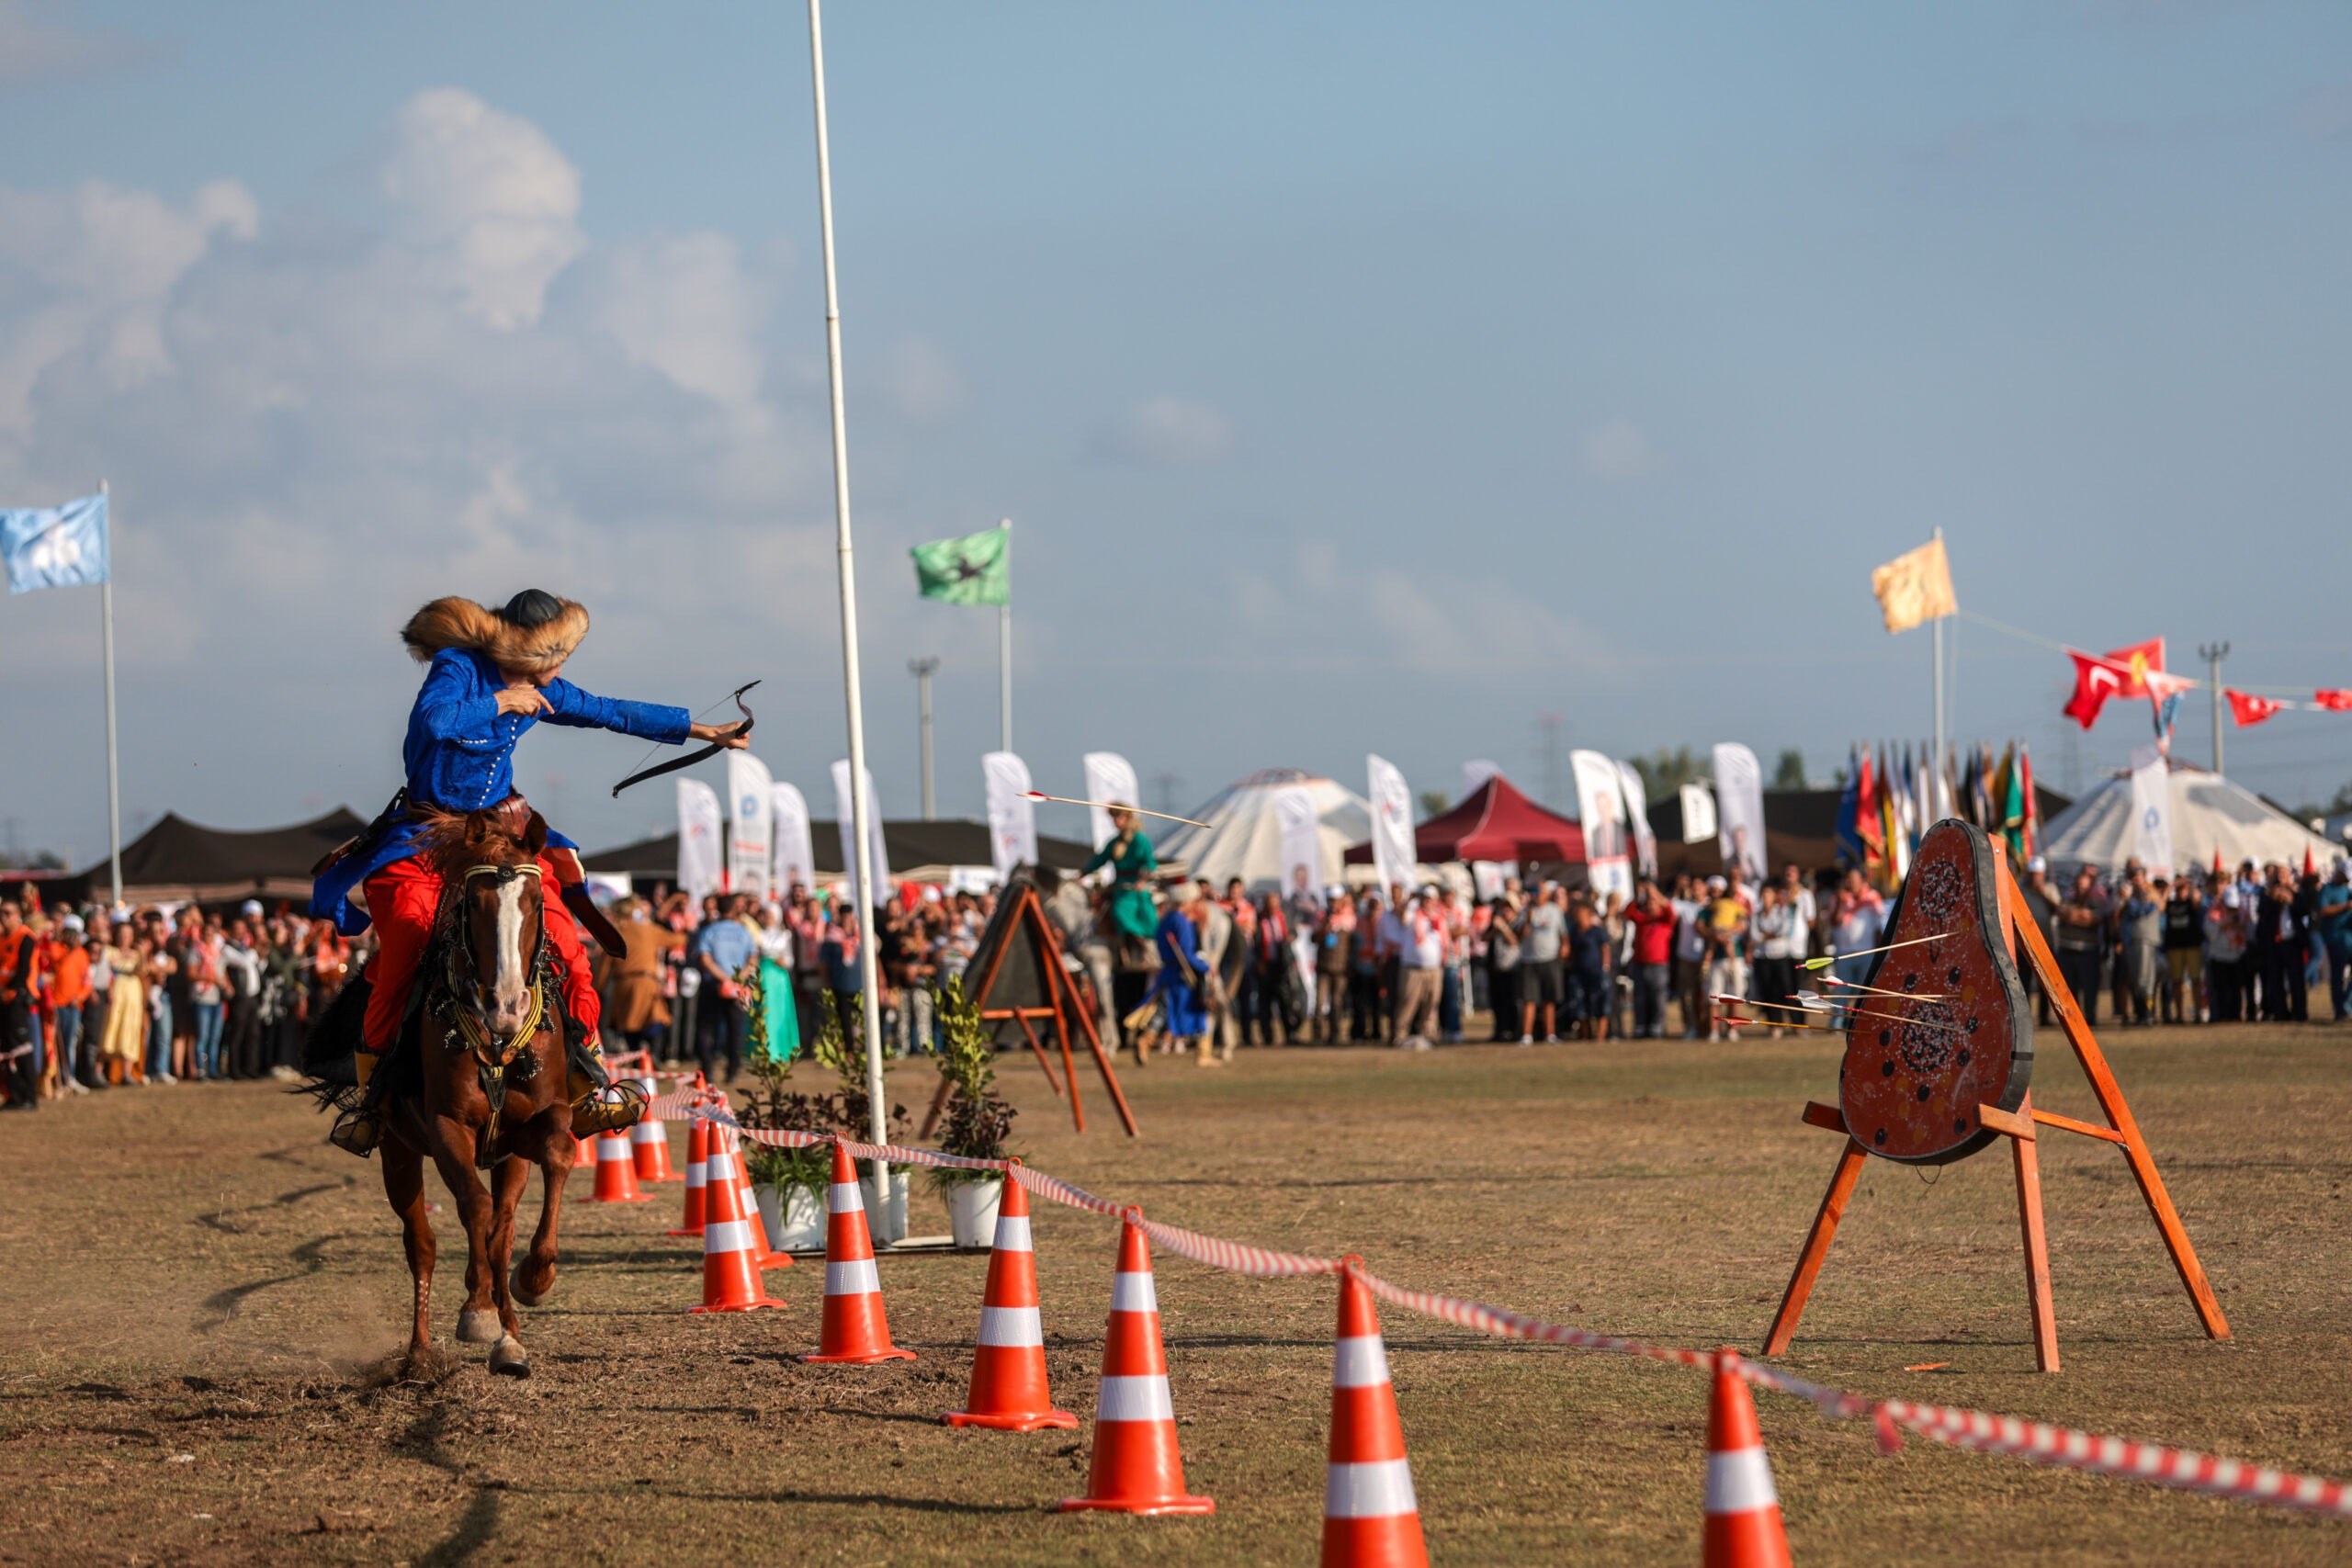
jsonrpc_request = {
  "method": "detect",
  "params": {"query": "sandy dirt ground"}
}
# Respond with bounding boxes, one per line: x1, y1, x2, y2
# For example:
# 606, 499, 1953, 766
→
2, 1020, 2349, 1565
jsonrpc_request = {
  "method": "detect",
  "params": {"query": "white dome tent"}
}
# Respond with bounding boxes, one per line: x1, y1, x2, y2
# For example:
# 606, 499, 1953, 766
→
1152, 768, 1374, 892
2041, 761, 2344, 878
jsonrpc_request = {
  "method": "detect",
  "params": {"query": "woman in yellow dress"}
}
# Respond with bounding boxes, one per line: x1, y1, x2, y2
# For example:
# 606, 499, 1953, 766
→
99, 931, 146, 1083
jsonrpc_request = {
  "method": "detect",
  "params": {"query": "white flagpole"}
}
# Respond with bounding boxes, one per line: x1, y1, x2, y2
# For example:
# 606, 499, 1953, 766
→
806, 0, 890, 1178
1930, 525, 1947, 818
100, 479, 121, 908
998, 517, 1012, 752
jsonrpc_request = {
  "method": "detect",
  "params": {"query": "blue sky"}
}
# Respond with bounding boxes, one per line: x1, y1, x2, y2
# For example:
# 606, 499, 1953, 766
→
2, 0, 2348, 864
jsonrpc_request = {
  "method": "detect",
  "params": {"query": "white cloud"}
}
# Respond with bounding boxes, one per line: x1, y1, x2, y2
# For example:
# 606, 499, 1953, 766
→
0, 177, 255, 430
1091, 395, 1235, 467
1230, 540, 1611, 677
0, 88, 854, 854
592, 231, 770, 409
1579, 418, 1657, 483
875, 334, 967, 423
380, 87, 585, 331
0, 0, 160, 83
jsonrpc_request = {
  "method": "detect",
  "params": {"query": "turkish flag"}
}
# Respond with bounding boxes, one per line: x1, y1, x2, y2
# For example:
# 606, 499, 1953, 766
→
2314, 689, 2352, 712
2225, 689, 2282, 728
2063, 651, 2124, 729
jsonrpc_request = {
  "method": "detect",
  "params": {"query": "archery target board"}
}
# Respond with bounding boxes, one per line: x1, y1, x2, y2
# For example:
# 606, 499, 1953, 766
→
1837, 819, 2034, 1166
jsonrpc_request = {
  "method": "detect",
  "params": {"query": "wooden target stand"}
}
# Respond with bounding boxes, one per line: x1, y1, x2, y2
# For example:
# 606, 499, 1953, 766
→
1763, 854, 2229, 1372
922, 874, 1137, 1139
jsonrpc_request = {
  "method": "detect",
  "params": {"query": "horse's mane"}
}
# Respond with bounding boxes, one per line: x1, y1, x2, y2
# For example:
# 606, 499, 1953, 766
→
411, 807, 539, 877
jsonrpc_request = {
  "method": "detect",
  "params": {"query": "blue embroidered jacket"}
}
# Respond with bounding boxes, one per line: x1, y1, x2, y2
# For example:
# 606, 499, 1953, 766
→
310, 649, 691, 933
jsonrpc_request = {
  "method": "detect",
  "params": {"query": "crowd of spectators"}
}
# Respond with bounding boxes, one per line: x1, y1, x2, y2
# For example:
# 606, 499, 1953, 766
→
7, 847, 2344, 1109
0, 894, 354, 1110
2015, 855, 2352, 1026
591, 882, 999, 1083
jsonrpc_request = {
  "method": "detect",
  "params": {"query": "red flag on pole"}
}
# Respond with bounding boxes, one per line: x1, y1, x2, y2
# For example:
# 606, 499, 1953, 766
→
2063, 651, 2124, 729
2225, 690, 2282, 727
1855, 750, 1882, 865
2313, 690, 2352, 712
2104, 638, 2166, 698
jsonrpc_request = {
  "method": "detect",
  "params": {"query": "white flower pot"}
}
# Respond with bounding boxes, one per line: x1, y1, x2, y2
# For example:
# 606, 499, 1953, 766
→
947, 1178, 1004, 1249
754, 1182, 826, 1254
859, 1168, 910, 1247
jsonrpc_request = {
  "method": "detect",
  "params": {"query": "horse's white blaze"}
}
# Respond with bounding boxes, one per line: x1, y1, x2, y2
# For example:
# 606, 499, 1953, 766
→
489, 877, 531, 1032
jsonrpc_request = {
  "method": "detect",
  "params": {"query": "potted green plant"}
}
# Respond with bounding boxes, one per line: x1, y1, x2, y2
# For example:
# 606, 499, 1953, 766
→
928, 976, 1017, 1247
735, 987, 906, 1249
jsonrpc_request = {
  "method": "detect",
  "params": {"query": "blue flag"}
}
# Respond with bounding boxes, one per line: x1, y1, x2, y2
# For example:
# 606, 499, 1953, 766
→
1835, 747, 1864, 866
2, 492, 109, 594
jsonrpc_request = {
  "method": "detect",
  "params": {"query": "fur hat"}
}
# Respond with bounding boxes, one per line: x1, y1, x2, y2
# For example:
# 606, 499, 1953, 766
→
401, 592, 589, 676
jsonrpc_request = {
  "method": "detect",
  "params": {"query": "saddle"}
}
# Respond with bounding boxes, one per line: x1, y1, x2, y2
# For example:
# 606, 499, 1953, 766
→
300, 930, 642, 1159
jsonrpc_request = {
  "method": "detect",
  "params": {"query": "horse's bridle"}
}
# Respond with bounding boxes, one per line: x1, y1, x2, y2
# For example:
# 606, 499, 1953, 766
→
436, 861, 554, 1152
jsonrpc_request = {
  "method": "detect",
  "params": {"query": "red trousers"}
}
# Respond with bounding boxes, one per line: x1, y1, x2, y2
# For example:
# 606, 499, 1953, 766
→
359, 853, 600, 1053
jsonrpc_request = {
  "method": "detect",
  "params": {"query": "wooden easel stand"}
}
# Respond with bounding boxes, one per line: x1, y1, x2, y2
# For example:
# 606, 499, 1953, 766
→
1763, 856, 2227, 1372
922, 883, 1138, 1139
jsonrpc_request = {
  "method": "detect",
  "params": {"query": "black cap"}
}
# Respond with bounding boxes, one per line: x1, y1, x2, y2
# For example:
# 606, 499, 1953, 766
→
501, 589, 565, 627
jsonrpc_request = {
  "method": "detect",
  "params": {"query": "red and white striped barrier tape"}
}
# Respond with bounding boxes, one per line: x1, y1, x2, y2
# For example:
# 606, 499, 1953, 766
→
673, 1104, 2349, 1519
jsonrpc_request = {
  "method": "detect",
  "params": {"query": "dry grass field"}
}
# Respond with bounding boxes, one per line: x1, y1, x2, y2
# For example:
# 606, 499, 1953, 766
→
2, 1021, 2348, 1565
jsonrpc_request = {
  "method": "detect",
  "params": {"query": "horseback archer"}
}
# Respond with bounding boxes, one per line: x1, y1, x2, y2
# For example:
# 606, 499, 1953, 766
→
310, 590, 747, 1155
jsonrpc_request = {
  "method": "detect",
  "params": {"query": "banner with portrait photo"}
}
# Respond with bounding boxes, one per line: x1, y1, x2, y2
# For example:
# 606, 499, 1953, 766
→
1712, 743, 1767, 885
1273, 784, 1321, 908
1570, 750, 1632, 899
1614, 759, 1657, 880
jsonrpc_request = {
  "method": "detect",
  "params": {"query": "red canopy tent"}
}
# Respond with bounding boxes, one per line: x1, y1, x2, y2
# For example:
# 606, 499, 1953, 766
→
1342, 775, 1585, 867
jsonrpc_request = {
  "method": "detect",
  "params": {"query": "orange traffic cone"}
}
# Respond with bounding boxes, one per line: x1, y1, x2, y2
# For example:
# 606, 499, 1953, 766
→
701, 1127, 787, 1266
667, 1117, 710, 1237
575, 1132, 599, 1169
630, 1076, 680, 1182
1060, 1214, 1214, 1515
725, 1130, 791, 1270
591, 1131, 651, 1203
687, 1125, 785, 1314
1321, 1264, 1425, 1566
800, 1142, 916, 1364
944, 1175, 1076, 1431
1702, 1349, 1792, 1568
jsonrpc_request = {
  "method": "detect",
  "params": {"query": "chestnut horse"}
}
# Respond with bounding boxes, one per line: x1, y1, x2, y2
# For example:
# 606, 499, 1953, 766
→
380, 807, 581, 1376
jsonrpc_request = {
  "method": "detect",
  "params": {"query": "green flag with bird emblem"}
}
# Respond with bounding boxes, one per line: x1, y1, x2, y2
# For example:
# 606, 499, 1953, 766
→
910, 524, 1009, 605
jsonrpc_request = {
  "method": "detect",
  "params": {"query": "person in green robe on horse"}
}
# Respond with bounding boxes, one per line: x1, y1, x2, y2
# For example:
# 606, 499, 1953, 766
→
1083, 805, 1160, 1051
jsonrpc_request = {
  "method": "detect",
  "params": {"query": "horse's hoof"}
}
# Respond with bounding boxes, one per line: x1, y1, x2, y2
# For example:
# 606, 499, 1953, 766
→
510, 1262, 548, 1308
489, 1336, 530, 1378
456, 1308, 502, 1344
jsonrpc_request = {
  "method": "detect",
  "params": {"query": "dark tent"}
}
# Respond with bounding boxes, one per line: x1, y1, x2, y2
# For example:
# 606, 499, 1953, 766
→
20, 807, 370, 908
1342, 775, 1585, 867
580, 818, 1093, 885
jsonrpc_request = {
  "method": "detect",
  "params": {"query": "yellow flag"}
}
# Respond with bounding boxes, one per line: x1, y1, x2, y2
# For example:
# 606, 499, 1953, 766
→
1869, 537, 1957, 634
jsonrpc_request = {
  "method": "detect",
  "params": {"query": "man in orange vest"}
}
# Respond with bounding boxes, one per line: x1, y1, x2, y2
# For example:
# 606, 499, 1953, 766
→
41, 918, 93, 1095
0, 902, 38, 1110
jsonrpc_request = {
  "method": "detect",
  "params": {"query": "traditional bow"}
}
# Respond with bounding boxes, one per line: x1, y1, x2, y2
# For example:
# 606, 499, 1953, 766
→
611, 680, 759, 798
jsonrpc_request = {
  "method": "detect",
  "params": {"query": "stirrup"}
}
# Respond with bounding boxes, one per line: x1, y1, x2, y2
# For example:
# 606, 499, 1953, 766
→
571, 1078, 647, 1137
329, 1108, 382, 1156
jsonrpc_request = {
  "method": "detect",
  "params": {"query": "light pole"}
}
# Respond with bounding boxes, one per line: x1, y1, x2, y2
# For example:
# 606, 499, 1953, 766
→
2199, 641, 2230, 774
909, 656, 939, 820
